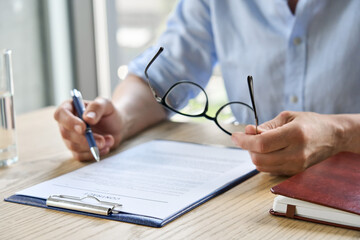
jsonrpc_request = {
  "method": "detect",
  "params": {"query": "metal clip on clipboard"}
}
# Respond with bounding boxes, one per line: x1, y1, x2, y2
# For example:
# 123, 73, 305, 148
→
46, 195, 122, 216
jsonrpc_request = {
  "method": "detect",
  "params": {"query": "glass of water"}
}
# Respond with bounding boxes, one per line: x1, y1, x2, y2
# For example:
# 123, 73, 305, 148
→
0, 49, 18, 167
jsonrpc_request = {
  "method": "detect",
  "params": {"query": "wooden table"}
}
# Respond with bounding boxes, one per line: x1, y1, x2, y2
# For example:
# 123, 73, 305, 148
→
0, 107, 359, 240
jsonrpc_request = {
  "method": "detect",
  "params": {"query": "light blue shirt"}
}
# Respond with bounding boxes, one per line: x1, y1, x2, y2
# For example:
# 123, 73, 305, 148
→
128, 0, 360, 124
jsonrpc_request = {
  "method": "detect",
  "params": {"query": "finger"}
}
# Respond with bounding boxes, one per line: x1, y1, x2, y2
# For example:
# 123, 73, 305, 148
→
257, 163, 303, 176
83, 97, 115, 125
254, 164, 286, 175
63, 139, 88, 153
62, 130, 106, 152
245, 125, 257, 135
249, 150, 288, 169
259, 111, 295, 131
104, 135, 115, 149
58, 125, 87, 143
249, 149, 306, 176
99, 146, 111, 156
54, 101, 86, 133
72, 146, 111, 161
72, 150, 96, 162
244, 125, 266, 135
249, 151, 291, 175
232, 126, 292, 153
240, 111, 296, 147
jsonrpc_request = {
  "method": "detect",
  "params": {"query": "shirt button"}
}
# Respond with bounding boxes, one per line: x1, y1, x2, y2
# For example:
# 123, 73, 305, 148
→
293, 37, 302, 46
290, 95, 298, 103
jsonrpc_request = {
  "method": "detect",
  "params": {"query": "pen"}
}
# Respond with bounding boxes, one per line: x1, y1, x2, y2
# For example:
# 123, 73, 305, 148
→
70, 89, 100, 162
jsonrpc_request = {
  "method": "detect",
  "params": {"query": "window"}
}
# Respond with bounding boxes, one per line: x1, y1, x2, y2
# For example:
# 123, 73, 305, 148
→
0, 0, 73, 114
0, 0, 49, 114
114, 0, 178, 86
0, 0, 226, 118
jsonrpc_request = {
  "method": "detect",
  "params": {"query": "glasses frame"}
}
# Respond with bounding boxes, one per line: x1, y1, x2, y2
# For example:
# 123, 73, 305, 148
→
144, 47, 259, 135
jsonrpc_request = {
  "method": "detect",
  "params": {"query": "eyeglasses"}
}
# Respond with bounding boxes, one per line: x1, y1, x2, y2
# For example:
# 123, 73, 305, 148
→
144, 47, 259, 135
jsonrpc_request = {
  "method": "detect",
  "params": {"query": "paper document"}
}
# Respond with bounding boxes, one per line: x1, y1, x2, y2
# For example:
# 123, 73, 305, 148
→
17, 140, 255, 220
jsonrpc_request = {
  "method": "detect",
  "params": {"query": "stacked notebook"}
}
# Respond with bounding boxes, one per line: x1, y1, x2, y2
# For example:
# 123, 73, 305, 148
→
270, 152, 360, 230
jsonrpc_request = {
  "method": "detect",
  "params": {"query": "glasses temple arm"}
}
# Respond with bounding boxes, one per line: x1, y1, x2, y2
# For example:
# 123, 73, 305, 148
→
144, 47, 164, 100
247, 76, 259, 133
144, 47, 164, 79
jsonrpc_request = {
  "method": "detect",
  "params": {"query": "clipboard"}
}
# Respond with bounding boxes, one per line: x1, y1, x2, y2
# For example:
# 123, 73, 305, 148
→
5, 140, 258, 227
5, 170, 257, 227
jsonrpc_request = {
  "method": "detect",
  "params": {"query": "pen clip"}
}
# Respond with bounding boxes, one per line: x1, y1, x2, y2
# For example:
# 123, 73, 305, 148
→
71, 89, 86, 118
70, 89, 82, 99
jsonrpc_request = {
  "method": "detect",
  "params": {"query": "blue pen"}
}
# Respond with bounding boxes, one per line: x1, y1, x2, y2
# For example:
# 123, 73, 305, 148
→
71, 89, 100, 162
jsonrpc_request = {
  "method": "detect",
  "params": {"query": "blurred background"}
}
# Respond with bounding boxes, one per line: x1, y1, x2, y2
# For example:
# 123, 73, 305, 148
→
0, 0, 226, 118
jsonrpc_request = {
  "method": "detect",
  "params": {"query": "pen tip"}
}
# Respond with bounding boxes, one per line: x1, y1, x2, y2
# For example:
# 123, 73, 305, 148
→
90, 147, 100, 162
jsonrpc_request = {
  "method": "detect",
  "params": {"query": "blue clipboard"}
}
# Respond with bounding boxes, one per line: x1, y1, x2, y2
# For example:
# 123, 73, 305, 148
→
5, 169, 258, 228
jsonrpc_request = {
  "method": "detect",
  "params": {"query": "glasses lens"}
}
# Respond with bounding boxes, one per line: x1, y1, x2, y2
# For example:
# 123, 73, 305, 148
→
216, 102, 255, 134
164, 82, 207, 116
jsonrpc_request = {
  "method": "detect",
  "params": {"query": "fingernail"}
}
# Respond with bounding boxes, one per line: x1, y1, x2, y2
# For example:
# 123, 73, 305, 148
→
86, 112, 96, 119
74, 125, 83, 134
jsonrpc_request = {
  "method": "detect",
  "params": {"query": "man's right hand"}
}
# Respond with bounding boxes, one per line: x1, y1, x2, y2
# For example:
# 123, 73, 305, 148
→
54, 97, 124, 161
54, 74, 167, 161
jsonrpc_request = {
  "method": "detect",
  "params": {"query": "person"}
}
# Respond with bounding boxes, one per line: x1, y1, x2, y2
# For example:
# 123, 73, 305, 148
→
54, 0, 360, 176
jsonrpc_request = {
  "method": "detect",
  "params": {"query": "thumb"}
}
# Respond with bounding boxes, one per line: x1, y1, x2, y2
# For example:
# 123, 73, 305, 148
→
259, 111, 295, 131
83, 97, 115, 125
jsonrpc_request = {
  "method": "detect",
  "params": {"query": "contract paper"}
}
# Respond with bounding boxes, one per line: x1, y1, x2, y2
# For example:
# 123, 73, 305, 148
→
17, 140, 255, 220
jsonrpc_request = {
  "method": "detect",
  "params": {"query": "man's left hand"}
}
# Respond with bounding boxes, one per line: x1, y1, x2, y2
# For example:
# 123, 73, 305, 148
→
231, 111, 345, 176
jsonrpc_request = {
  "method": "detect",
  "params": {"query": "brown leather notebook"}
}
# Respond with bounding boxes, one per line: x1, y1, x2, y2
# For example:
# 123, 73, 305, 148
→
270, 152, 360, 231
